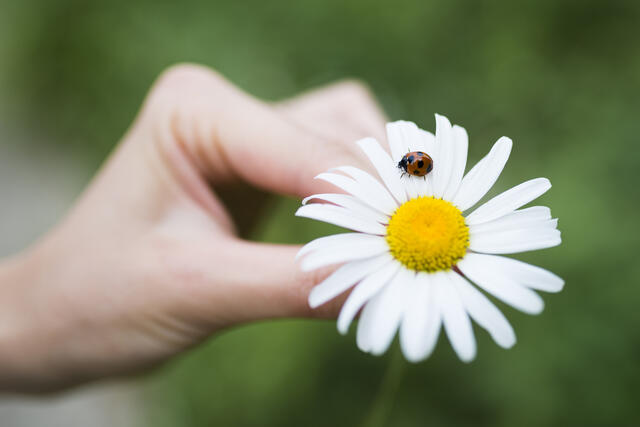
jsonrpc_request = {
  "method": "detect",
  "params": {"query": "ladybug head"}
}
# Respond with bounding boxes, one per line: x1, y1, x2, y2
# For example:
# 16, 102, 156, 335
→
397, 157, 408, 171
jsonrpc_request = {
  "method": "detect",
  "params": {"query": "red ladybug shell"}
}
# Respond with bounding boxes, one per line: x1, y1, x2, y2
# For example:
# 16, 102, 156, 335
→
398, 151, 433, 177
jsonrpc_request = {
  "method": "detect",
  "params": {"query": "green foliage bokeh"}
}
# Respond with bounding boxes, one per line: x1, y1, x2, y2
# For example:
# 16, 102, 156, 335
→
1, 0, 639, 425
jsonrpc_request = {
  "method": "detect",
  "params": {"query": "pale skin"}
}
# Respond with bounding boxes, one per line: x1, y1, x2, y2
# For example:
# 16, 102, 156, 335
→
0, 64, 389, 393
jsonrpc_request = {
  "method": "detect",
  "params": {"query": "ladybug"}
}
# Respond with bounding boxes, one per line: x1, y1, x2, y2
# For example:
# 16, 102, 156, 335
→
398, 151, 433, 177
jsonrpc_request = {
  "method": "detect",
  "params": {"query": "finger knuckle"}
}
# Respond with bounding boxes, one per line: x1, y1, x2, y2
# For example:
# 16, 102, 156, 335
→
137, 63, 229, 149
336, 79, 376, 103
154, 63, 224, 92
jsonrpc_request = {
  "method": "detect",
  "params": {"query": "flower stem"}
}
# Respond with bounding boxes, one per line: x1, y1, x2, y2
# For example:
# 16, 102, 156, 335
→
360, 348, 406, 427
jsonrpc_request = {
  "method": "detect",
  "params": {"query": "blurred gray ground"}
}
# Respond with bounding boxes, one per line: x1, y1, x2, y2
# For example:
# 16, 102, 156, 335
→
0, 141, 144, 426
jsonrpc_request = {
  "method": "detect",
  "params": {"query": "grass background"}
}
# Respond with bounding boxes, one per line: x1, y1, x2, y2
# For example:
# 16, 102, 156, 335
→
1, 0, 639, 425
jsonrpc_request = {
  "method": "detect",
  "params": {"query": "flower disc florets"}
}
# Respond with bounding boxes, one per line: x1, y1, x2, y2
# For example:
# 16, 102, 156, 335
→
386, 197, 469, 272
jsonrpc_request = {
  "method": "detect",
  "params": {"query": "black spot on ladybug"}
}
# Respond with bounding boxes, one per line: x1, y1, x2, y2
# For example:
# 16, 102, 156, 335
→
414, 170, 420, 175
408, 155, 414, 163
417, 160, 424, 168
427, 163, 433, 172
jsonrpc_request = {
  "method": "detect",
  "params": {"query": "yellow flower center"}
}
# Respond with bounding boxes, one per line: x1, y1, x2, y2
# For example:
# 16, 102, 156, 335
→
385, 197, 469, 272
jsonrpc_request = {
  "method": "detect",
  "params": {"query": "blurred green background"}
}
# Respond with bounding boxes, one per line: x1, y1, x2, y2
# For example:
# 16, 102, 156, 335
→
1, 0, 639, 426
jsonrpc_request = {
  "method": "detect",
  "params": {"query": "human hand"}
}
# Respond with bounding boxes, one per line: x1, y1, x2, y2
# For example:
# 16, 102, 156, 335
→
0, 64, 387, 392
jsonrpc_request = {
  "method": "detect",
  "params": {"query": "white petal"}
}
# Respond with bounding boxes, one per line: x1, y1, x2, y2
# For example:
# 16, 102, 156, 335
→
465, 178, 552, 225
356, 137, 408, 204
469, 227, 561, 254
337, 262, 400, 334
411, 129, 434, 197
309, 254, 392, 308
302, 193, 389, 224
295, 204, 387, 235
385, 121, 428, 199
417, 131, 437, 199
472, 218, 558, 237
356, 263, 404, 353
296, 232, 386, 261
452, 137, 513, 211
331, 166, 398, 214
423, 176, 435, 198
356, 291, 377, 352
462, 254, 564, 293
432, 114, 454, 198
297, 232, 370, 260
366, 267, 411, 355
436, 272, 477, 362
450, 272, 516, 348
315, 172, 387, 215
419, 129, 436, 154
458, 253, 545, 314
386, 121, 422, 163
413, 173, 431, 198
404, 174, 420, 199
468, 206, 552, 234
443, 125, 469, 201
400, 272, 441, 362
300, 236, 389, 271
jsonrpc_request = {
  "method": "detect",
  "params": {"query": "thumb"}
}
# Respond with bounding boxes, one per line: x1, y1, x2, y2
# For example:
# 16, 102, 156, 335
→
202, 239, 348, 324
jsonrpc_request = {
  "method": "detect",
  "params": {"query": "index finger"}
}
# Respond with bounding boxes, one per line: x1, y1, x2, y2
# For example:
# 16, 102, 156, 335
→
135, 64, 382, 199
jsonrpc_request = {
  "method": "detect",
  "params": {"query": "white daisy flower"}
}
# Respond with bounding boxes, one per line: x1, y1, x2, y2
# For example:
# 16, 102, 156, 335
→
295, 114, 563, 363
